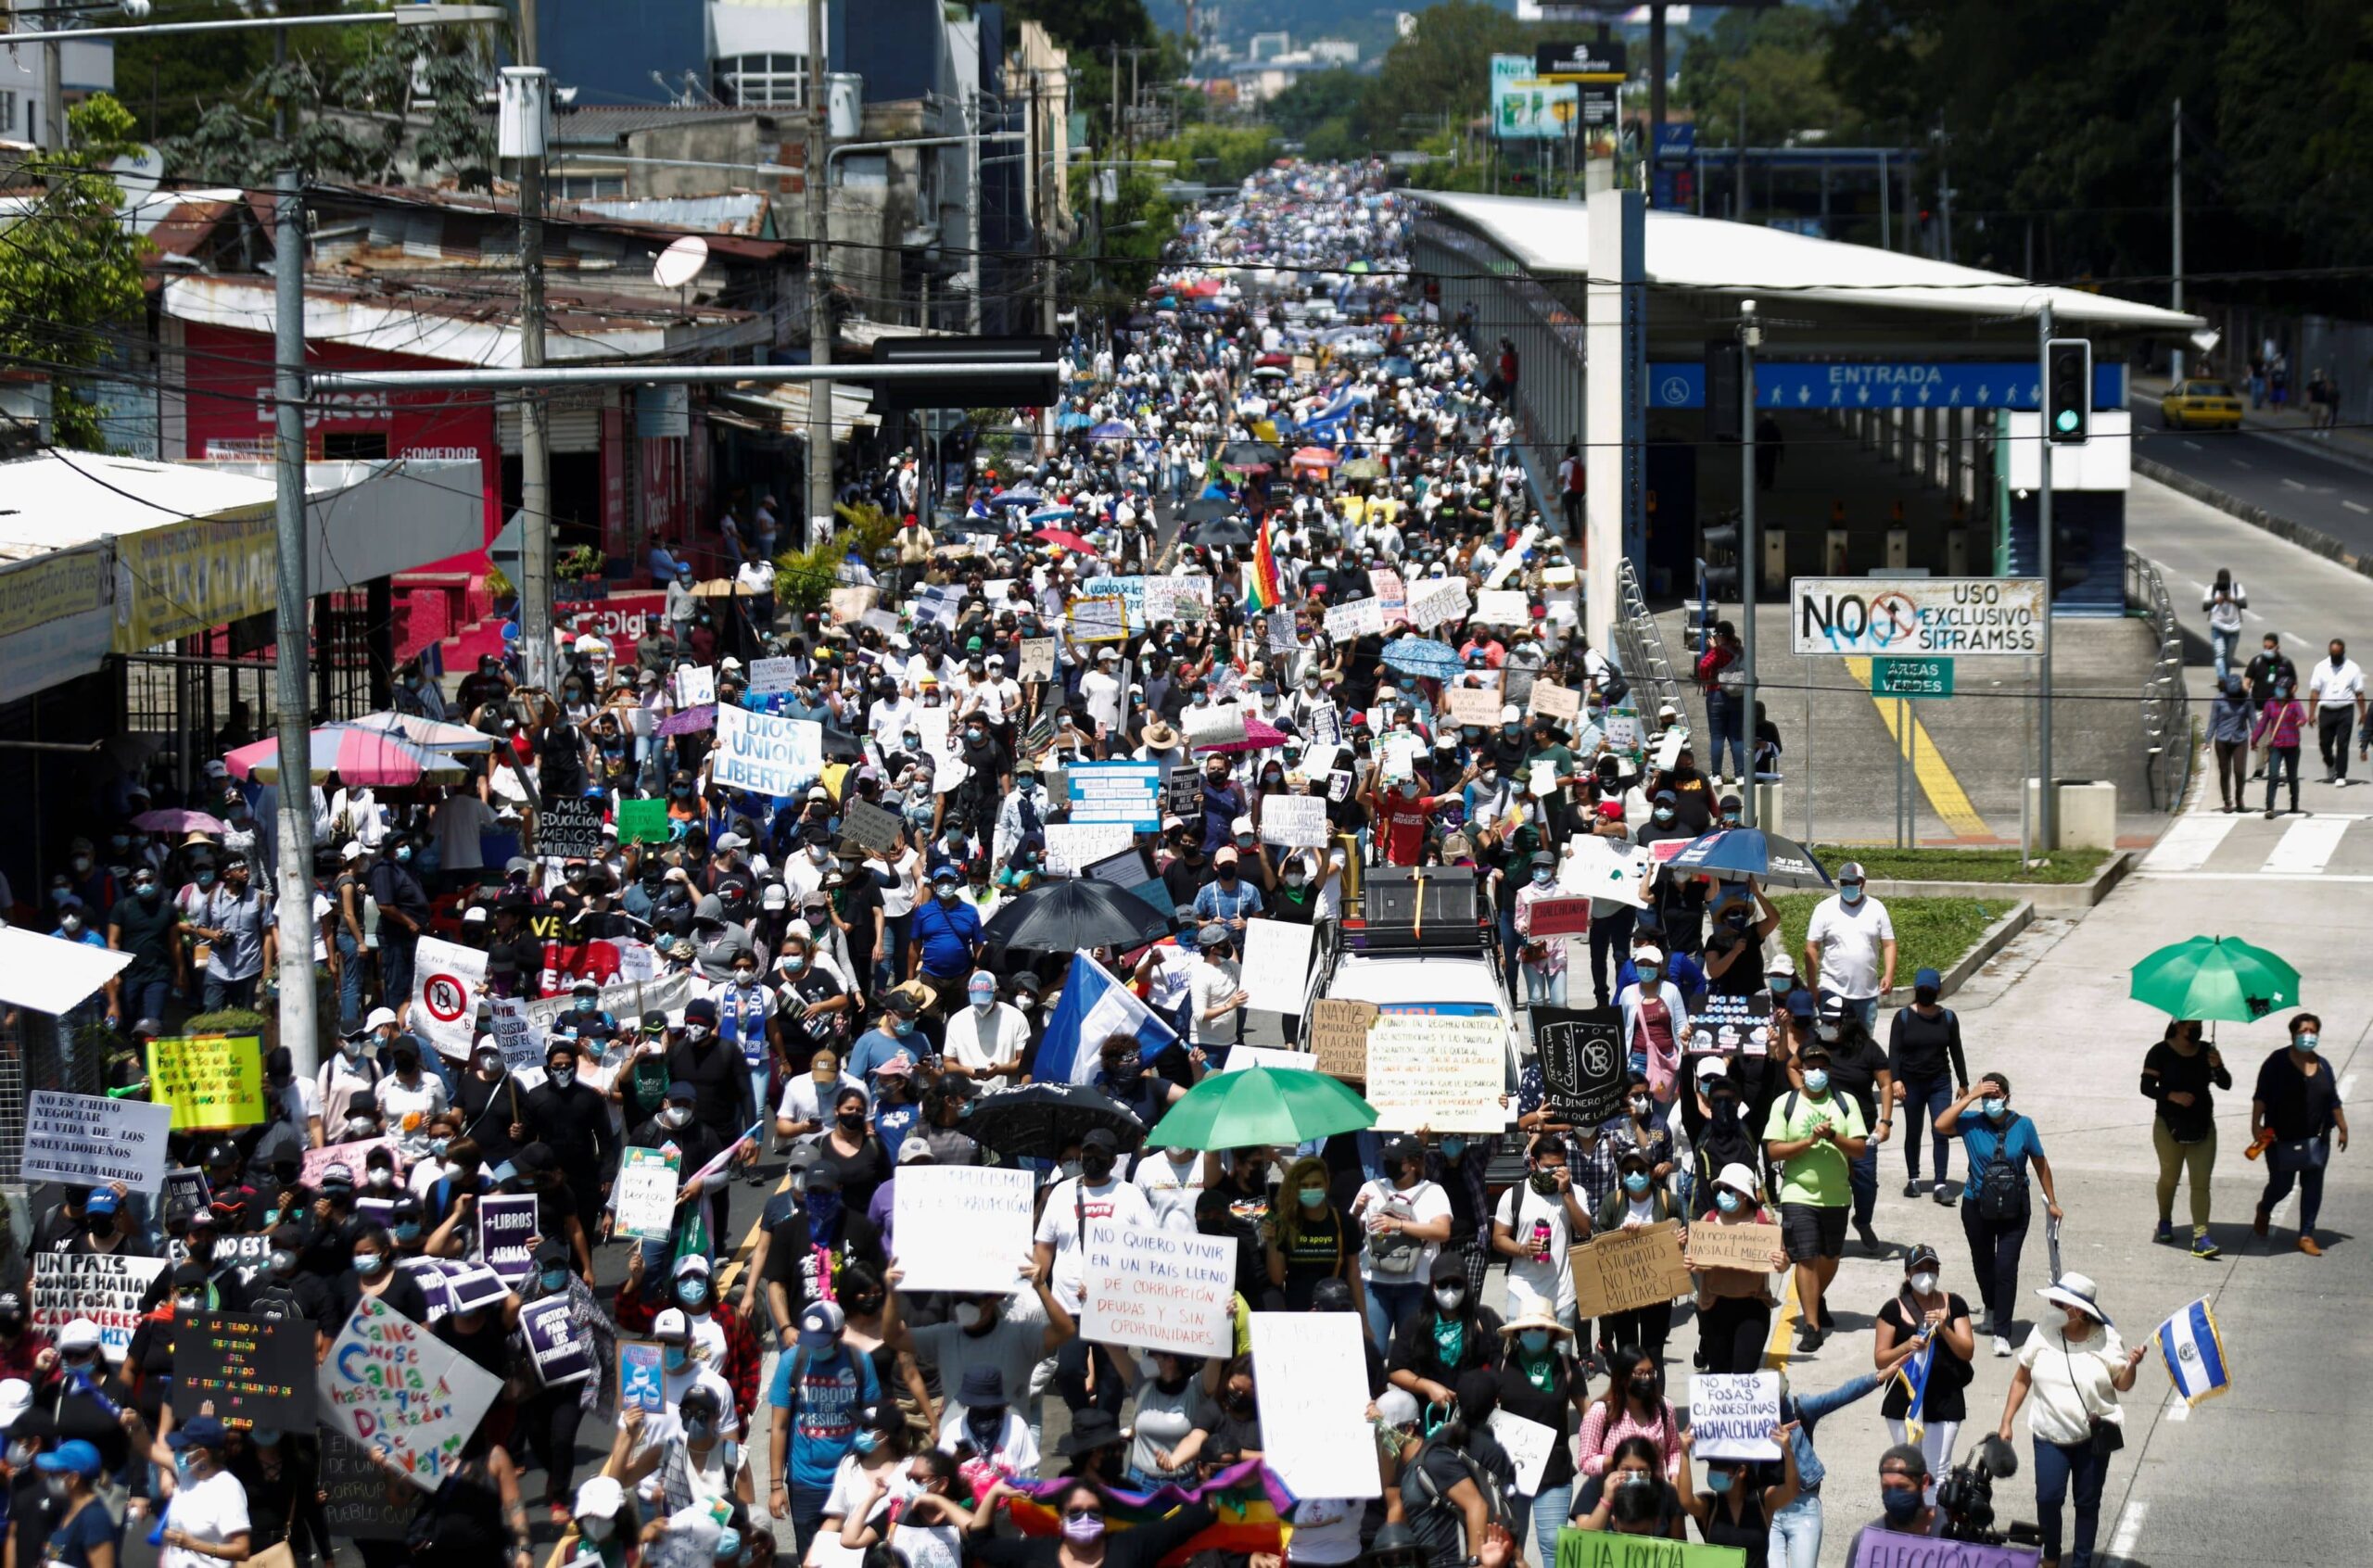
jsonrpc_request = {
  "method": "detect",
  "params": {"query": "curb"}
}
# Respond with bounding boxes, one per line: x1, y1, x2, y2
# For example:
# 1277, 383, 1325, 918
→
1936, 898, 2034, 999
1862, 848, 2137, 915
2134, 456, 2373, 581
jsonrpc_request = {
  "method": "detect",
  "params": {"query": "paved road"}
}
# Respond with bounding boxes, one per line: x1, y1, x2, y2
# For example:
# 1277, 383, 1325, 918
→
2132, 420, 2373, 560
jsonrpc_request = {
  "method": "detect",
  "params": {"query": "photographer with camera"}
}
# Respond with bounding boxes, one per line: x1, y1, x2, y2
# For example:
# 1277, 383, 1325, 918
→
1865, 1444, 1942, 1541
1996, 1273, 2146, 1568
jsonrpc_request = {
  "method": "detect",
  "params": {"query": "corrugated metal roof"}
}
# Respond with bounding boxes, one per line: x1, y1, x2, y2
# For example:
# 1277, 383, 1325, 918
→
576, 192, 770, 236
552, 107, 780, 145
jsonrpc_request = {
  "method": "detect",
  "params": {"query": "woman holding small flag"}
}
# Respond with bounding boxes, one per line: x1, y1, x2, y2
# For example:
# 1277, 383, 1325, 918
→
1996, 1272, 2146, 1568
1870, 1243, 1974, 1489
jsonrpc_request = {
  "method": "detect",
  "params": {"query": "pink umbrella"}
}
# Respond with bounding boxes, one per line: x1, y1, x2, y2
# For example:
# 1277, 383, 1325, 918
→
132, 808, 228, 835
1193, 716, 1289, 754
1034, 527, 1099, 554
224, 724, 469, 787
1290, 447, 1340, 469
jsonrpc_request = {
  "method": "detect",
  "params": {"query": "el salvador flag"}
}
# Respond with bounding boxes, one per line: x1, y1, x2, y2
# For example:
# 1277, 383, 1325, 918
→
1893, 1335, 1936, 1442
1031, 952, 1181, 1084
2155, 1297, 2232, 1407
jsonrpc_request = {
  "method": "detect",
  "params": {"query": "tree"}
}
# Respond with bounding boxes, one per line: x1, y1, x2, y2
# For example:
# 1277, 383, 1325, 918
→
0, 95, 151, 450
1266, 69, 1371, 140
1676, 4, 1851, 146
1364, 0, 1537, 145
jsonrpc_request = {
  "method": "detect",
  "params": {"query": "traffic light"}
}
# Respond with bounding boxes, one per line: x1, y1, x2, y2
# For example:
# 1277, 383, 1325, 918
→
1705, 341, 1743, 440
2045, 337, 2092, 446
1698, 516, 1742, 601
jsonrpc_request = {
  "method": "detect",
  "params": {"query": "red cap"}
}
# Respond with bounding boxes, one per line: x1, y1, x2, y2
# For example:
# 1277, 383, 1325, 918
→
1596, 800, 1625, 819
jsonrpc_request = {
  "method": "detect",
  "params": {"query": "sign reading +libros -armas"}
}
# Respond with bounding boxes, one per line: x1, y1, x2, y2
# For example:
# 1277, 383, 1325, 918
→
1791, 577, 2044, 658
1872, 656, 1956, 699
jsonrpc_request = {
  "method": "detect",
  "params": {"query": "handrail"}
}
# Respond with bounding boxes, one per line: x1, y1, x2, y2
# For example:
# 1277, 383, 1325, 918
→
1613, 556, 1685, 721
2126, 548, 2192, 811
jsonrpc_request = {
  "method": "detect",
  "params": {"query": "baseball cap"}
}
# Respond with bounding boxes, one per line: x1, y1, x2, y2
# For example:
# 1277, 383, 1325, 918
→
168, 1415, 229, 1451
897, 1138, 934, 1165
652, 1308, 691, 1343
57, 1319, 101, 1353
35, 1439, 103, 1478
797, 1300, 847, 1349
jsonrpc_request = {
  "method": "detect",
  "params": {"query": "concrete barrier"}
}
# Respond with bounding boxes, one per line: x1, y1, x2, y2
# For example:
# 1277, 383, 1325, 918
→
2025, 779, 2119, 850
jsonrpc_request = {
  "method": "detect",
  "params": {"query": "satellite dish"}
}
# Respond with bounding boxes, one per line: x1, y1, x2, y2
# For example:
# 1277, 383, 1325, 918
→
109, 147, 166, 198
653, 234, 709, 290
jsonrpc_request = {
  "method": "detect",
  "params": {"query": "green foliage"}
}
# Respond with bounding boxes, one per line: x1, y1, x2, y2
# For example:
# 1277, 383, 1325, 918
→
557, 545, 605, 581
0, 95, 150, 451
776, 503, 902, 614
1774, 894, 2004, 985
1010, 0, 1158, 140
184, 1008, 272, 1038
1677, 4, 1850, 146
1368, 0, 1537, 141
1266, 70, 1371, 140
1804, 846, 2112, 885
1147, 124, 1281, 185
1069, 163, 1174, 305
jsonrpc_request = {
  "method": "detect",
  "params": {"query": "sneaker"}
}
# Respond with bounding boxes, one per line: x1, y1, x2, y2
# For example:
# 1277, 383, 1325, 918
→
1993, 1334, 2013, 1358
1933, 1182, 1957, 1206
1904, 1179, 1925, 1199
2253, 1205, 2270, 1237
2300, 1236, 2324, 1257
2154, 1219, 2173, 1245
1796, 1322, 1826, 1352
2191, 1232, 2221, 1259
1856, 1222, 1884, 1256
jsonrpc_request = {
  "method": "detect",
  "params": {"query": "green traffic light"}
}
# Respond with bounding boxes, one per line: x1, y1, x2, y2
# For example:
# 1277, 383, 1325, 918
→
2054, 408, 2080, 433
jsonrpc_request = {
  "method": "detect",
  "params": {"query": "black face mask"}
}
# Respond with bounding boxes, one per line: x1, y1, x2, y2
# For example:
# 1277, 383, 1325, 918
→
1080, 1149, 1115, 1181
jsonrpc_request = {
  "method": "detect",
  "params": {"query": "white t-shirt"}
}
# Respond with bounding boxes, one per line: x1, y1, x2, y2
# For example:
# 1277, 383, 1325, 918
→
1188, 958, 1244, 1045
818, 1456, 963, 1568
2308, 657, 2365, 704
942, 1003, 1030, 1074
159, 1468, 252, 1568
2014, 1321, 2128, 1446
1806, 894, 1894, 1000
274, 1074, 323, 1133
934, 1402, 1043, 1477
374, 1074, 450, 1157
1492, 1181, 1579, 1314
1135, 1150, 1206, 1233
1034, 1174, 1153, 1310
1081, 669, 1126, 731
1353, 1176, 1453, 1284
779, 1071, 870, 1127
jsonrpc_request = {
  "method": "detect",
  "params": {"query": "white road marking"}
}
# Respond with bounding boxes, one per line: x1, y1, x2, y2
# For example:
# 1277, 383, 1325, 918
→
2341, 1074, 2356, 1101
2138, 870, 2373, 883
2232, 459, 2255, 470
2264, 816, 2350, 874
2346, 499, 2370, 515
2107, 1498, 2151, 1565
2282, 477, 2307, 491
2182, 439, 2202, 451
2142, 813, 2240, 872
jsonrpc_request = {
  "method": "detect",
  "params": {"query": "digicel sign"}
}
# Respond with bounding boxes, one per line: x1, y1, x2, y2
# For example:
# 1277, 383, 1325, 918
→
254, 386, 395, 426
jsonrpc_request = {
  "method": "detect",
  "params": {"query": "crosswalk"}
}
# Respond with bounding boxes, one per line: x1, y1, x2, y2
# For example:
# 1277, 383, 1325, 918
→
2138, 807, 2373, 880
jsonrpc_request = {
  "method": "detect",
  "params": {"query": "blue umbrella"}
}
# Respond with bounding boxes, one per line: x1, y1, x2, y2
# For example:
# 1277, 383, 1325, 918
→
1666, 828, 1833, 889
1381, 636, 1462, 681
1027, 506, 1078, 524
986, 488, 1043, 509
1057, 410, 1096, 431
1088, 421, 1134, 439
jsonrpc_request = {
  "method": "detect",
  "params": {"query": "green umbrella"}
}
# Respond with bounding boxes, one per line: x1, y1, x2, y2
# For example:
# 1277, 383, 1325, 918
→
1144, 1065, 1377, 1150
2129, 935, 2302, 1022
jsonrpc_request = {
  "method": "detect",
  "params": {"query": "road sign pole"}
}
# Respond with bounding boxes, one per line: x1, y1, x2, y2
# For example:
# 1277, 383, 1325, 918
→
1908, 703, 1918, 846
2037, 302, 2057, 850
1897, 698, 1908, 849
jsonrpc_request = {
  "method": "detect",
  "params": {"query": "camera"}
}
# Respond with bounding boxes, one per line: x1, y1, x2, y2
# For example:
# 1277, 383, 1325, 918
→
1937, 1435, 2042, 1548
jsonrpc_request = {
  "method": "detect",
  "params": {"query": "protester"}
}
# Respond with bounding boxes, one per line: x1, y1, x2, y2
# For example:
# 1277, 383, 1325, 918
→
1996, 1273, 2146, 1568
1937, 1072, 2062, 1355
2140, 1018, 2230, 1258
2250, 1011, 2349, 1256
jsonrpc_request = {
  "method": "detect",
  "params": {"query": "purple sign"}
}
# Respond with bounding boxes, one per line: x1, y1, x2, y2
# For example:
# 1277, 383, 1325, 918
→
657, 704, 717, 737
477, 1194, 539, 1286
520, 1296, 593, 1387
1847, 1528, 2042, 1568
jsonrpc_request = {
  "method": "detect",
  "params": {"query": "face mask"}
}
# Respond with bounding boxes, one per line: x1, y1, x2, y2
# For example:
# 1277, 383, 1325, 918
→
1639, 965, 1661, 983
7, 1440, 37, 1468
1061, 1515, 1108, 1544
541, 1268, 571, 1293
135, 881, 159, 898
1630, 1095, 1652, 1117
1881, 1487, 1923, 1524
971, 990, 996, 1011
1434, 1285, 1466, 1312
394, 847, 412, 864
582, 1517, 615, 1542
679, 1281, 710, 1308
733, 969, 757, 985
838, 1110, 869, 1132
1715, 1190, 1744, 1214
1622, 1171, 1652, 1195
1519, 1329, 1553, 1356
394, 1220, 423, 1244
1983, 1096, 2008, 1119
1816, 1022, 1841, 1043
1802, 1069, 1830, 1094
1529, 1170, 1561, 1196
1296, 1184, 1329, 1209
1910, 1271, 1939, 1295
270, 1249, 296, 1275
660, 1105, 692, 1130
1653, 808, 1674, 825
367, 1168, 393, 1191
2296, 1032, 2320, 1054
1707, 1470, 1735, 1496
1531, 868, 1553, 886
174, 1451, 207, 1479
664, 1347, 690, 1372
853, 1429, 882, 1455
953, 1302, 985, 1331
353, 1252, 386, 1276
684, 1025, 712, 1043
1841, 884, 1865, 905
685, 1415, 715, 1444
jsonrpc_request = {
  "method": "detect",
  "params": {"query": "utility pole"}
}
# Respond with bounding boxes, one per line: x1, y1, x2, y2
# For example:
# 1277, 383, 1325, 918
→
1934, 114, 1953, 263
2170, 97, 2185, 382
1734, 91, 1746, 222
270, 167, 320, 1079
805, 0, 834, 548
2037, 300, 2057, 852
511, 0, 554, 689
1738, 299, 1759, 828
40, 6, 62, 154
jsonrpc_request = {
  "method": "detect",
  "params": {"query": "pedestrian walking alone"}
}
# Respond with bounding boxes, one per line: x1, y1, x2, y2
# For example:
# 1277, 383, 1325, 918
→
1936, 1072, 2062, 1358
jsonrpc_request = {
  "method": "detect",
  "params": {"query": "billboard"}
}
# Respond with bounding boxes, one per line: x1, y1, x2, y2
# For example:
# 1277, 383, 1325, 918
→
1491, 54, 1576, 141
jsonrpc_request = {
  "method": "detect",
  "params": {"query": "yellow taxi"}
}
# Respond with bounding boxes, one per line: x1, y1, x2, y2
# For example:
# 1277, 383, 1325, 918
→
2159, 377, 2244, 430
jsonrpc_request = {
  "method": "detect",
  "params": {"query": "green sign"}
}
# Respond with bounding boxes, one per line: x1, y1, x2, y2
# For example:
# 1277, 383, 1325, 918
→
1556, 1529, 1745, 1568
1872, 655, 1955, 699
615, 798, 672, 845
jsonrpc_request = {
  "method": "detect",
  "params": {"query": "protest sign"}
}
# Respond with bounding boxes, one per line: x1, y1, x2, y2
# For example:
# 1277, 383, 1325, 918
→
829, 586, 877, 624
521, 1296, 597, 1387
1237, 919, 1315, 1015
1364, 1013, 1506, 1132
320, 1431, 413, 1540
22, 1091, 172, 1194
320, 1294, 503, 1490
1532, 1007, 1628, 1128
1605, 711, 1641, 753
1257, 794, 1329, 849
1326, 769, 1354, 803
839, 798, 907, 858
1248, 1312, 1382, 1498
539, 795, 608, 860
1529, 759, 1559, 799
1520, 895, 1596, 938
673, 664, 716, 707
1323, 597, 1386, 640
1182, 702, 1248, 749
304, 1137, 398, 1191
1223, 1045, 1312, 1074
1693, 993, 1774, 1055
1567, 1221, 1691, 1320
478, 1194, 539, 1285
486, 995, 546, 1089
407, 936, 486, 1060
613, 1146, 681, 1244
146, 1035, 264, 1130
1309, 999, 1377, 1080
162, 1168, 211, 1231
616, 797, 672, 845
1409, 576, 1470, 631
524, 967, 691, 1033
1478, 588, 1530, 626
1145, 575, 1213, 626
173, 1310, 314, 1431
1530, 681, 1582, 722
1018, 638, 1057, 682
1162, 767, 1204, 821
1653, 727, 1687, 773
1067, 596, 1129, 641
862, 609, 902, 640
1846, 1530, 2038, 1568
31, 1251, 164, 1360
1446, 687, 1504, 727
1556, 1530, 1747, 1568
891, 1165, 1034, 1293
1372, 569, 1407, 626
1687, 1220, 1784, 1273
616, 942, 657, 986
746, 656, 799, 694
1081, 1221, 1237, 1357
1267, 609, 1301, 654
1066, 761, 1163, 828
1490, 1409, 1560, 1497
1562, 836, 1653, 907
618, 1340, 666, 1413
207, 1233, 275, 1283
1044, 823, 1137, 877
714, 703, 823, 798
1687, 1372, 1783, 1461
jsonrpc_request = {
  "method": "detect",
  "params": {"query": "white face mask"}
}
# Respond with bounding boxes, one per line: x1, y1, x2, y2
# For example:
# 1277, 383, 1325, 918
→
1910, 1271, 1938, 1295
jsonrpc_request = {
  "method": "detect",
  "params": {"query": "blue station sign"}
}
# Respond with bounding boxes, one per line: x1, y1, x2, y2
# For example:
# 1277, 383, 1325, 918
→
1648, 360, 2126, 411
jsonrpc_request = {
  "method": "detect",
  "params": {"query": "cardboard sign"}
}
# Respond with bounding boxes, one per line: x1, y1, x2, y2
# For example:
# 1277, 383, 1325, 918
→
839, 798, 907, 858
1019, 638, 1057, 682
1521, 895, 1596, 938
1687, 1372, 1782, 1461
410, 936, 487, 1059
1183, 702, 1249, 749
1258, 793, 1329, 848
1556, 1530, 1748, 1568
1529, 681, 1581, 722
172, 1310, 314, 1431
1237, 918, 1315, 1015
1309, 999, 1377, 1079
1446, 687, 1504, 727
521, 1295, 596, 1388
1080, 1220, 1237, 1357
1567, 1221, 1692, 1320
22, 1090, 172, 1195
1364, 1012, 1507, 1132
539, 794, 608, 860
616, 797, 672, 845
613, 1146, 681, 1244
1491, 1408, 1560, 1497
303, 1136, 399, 1192
1846, 1531, 2038, 1568
1067, 761, 1164, 828
146, 1035, 265, 1130
1324, 597, 1386, 640
320, 1431, 413, 1541
890, 1165, 1034, 1294
1687, 1220, 1784, 1273
477, 1193, 539, 1285
714, 703, 824, 798
31, 1251, 165, 1361
1532, 1006, 1627, 1127
1247, 1312, 1383, 1499
1067, 596, 1130, 642
1144, 575, 1213, 626
1045, 823, 1137, 877
1563, 836, 1653, 908
319, 1294, 504, 1491
618, 1340, 666, 1414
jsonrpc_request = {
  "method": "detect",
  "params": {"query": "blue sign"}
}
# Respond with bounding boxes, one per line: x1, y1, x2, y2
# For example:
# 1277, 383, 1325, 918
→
1648, 361, 2125, 412
1065, 761, 1163, 830
1655, 123, 1695, 159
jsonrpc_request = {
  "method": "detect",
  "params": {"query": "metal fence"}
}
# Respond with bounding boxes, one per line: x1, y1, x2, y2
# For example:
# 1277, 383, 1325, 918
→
2126, 548, 2194, 812
1612, 557, 1685, 722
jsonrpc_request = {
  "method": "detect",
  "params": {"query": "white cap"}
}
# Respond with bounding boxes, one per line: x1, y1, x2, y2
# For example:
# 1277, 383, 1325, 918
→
1633, 944, 1666, 965
363, 1006, 399, 1031
57, 1319, 102, 1353
573, 1475, 626, 1519
1713, 1162, 1761, 1200
0, 1378, 30, 1430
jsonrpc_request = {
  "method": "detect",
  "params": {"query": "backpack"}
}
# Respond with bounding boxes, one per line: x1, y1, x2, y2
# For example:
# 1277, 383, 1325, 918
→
1402, 1430, 1512, 1541
1364, 1185, 1427, 1276
1973, 1121, 2032, 1223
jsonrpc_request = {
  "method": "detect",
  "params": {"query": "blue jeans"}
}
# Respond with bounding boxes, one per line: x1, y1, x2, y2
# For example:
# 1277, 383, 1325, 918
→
1767, 1491, 1821, 1568
1899, 1072, 1957, 1184
1849, 1145, 1878, 1230
1840, 993, 1879, 1033
2209, 626, 2240, 679
1524, 966, 1568, 1007
121, 978, 170, 1030
335, 930, 365, 1031
2031, 1435, 2111, 1568
1364, 1278, 1427, 1356
1523, 1484, 1572, 1567
1705, 689, 1748, 778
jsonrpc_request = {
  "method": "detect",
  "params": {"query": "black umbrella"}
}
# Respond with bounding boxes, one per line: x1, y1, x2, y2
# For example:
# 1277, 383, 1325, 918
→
819, 726, 867, 763
982, 878, 1173, 955
1186, 516, 1257, 550
964, 1081, 1146, 1160
1179, 497, 1237, 523
1224, 439, 1282, 467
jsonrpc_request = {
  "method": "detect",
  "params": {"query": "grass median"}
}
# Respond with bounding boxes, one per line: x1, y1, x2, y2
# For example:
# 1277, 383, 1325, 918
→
1808, 845, 2112, 885
1773, 893, 2010, 984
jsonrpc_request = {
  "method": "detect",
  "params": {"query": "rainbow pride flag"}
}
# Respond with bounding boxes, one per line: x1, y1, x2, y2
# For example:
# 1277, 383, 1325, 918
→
1245, 513, 1285, 614
1001, 1459, 1294, 1567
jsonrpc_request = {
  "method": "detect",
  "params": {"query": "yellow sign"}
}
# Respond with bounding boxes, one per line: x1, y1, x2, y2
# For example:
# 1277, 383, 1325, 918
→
147, 1035, 267, 1130
112, 513, 276, 651
0, 546, 110, 640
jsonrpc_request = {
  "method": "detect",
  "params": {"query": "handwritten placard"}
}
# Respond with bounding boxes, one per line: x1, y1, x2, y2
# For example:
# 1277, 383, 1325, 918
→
320, 1431, 412, 1540
1067, 597, 1129, 642
1446, 687, 1504, 727
1532, 1006, 1627, 1127
1408, 576, 1470, 631
1248, 1312, 1383, 1499
714, 703, 823, 798
1309, 999, 1377, 1080
1846, 1530, 2037, 1568
1236, 918, 1315, 1015
1529, 681, 1581, 722
1567, 1221, 1692, 1321
1019, 638, 1057, 682
1045, 823, 1137, 877
1556, 1529, 1747, 1568
746, 656, 799, 695
613, 1146, 680, 1244
1183, 702, 1249, 749
22, 1090, 172, 1194
1364, 1012, 1506, 1132
1478, 589, 1530, 626
1687, 1220, 1783, 1273
1687, 1372, 1782, 1461
1563, 835, 1653, 908
1257, 794, 1329, 848
146, 1035, 265, 1130
1324, 597, 1386, 640
172, 1310, 314, 1431
891, 1165, 1034, 1293
1522, 895, 1596, 938
31, 1251, 165, 1361
1490, 1408, 1560, 1497
839, 798, 907, 858
477, 1193, 539, 1285
1080, 1220, 1237, 1357
319, 1294, 503, 1491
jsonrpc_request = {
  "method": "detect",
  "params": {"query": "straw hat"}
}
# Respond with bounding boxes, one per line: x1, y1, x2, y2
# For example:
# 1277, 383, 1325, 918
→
1497, 1307, 1573, 1340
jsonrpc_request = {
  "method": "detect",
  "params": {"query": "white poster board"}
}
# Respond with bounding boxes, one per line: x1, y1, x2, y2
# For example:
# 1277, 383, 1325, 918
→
746, 657, 799, 694
1080, 1220, 1237, 1357
891, 1165, 1034, 1293
1236, 919, 1315, 1015
410, 935, 487, 1059
713, 704, 823, 798
672, 664, 716, 708
1324, 597, 1386, 640
612, 1146, 680, 1243
1364, 1012, 1507, 1132
319, 1293, 504, 1490
1408, 576, 1470, 631
30, 1251, 165, 1362
22, 1091, 172, 1195
1688, 1371, 1783, 1461
1560, 835, 1654, 908
1490, 1409, 1560, 1497
1044, 823, 1138, 877
1247, 1312, 1383, 1498
1183, 702, 1249, 749
1478, 589, 1530, 626
1257, 794, 1329, 849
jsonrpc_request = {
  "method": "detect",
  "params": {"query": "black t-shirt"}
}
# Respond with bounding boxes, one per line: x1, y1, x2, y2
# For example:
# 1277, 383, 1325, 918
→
1822, 1031, 1890, 1128
47, 1375, 137, 1473
6, 1469, 59, 1563
1162, 852, 1212, 912
808, 1135, 891, 1217
1877, 1293, 1973, 1422
1495, 1356, 1583, 1490
524, 1079, 617, 1178
2255, 1049, 2341, 1143
107, 891, 178, 984
780, 969, 849, 1055
1402, 1441, 1493, 1568
666, 1035, 752, 1141
333, 1271, 432, 1327
836, 877, 884, 956
1570, 1474, 1687, 1536
1187, 1389, 1265, 1453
